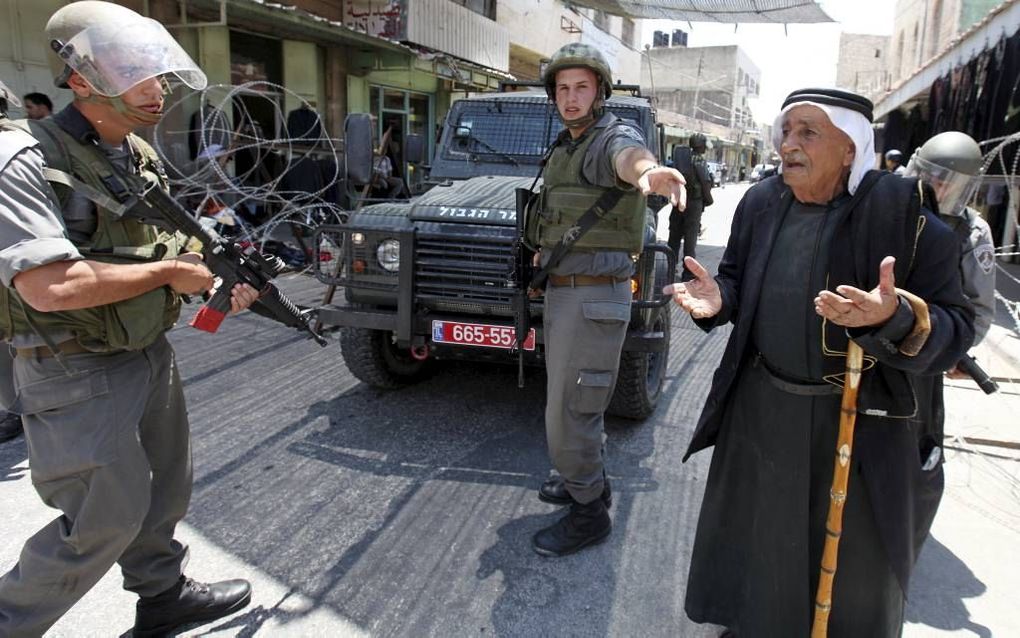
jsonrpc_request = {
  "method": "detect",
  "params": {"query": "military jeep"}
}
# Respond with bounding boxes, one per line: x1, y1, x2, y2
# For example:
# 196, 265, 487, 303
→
313, 86, 673, 420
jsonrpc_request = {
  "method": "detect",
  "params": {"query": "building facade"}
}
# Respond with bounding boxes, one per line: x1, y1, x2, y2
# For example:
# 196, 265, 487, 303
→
640, 43, 763, 172
498, 0, 642, 83
641, 44, 761, 131
889, 0, 1002, 83
835, 33, 891, 99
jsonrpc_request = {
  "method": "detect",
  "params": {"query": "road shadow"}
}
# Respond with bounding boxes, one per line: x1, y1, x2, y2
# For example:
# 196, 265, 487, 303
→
905, 536, 991, 637
476, 511, 614, 637
0, 435, 28, 483
181, 356, 658, 636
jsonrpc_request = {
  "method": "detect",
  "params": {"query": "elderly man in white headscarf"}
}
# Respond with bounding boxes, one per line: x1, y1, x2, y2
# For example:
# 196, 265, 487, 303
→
665, 88, 974, 638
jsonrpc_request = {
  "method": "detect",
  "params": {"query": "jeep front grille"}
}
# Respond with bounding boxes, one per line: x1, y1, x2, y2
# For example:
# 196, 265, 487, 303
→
415, 232, 515, 316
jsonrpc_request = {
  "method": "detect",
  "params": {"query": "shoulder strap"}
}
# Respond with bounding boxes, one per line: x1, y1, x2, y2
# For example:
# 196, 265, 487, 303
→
28, 118, 134, 217
528, 186, 627, 291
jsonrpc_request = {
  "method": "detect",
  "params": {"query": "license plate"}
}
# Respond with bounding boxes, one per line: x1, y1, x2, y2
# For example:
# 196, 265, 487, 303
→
431, 320, 536, 351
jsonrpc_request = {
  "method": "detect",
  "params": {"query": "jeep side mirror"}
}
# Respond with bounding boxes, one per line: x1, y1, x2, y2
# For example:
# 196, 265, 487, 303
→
405, 133, 425, 165
454, 124, 472, 139
344, 113, 373, 187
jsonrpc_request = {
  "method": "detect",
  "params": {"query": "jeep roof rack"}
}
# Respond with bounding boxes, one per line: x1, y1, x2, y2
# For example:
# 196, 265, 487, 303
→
498, 80, 643, 98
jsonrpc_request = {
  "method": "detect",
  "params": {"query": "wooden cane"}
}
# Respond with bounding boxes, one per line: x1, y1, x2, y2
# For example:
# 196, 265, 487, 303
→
812, 289, 931, 636
811, 339, 864, 638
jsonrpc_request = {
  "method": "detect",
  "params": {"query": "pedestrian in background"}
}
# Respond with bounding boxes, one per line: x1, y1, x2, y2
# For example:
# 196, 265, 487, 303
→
0, 3, 258, 635
668, 87, 973, 637
22, 92, 52, 120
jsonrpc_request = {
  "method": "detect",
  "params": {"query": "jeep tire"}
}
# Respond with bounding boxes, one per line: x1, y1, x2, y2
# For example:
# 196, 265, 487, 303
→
340, 327, 431, 389
607, 306, 670, 420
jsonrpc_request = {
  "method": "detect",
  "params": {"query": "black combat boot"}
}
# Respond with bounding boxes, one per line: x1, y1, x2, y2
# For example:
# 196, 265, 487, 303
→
532, 497, 611, 557
0, 412, 22, 443
133, 576, 251, 637
538, 474, 612, 508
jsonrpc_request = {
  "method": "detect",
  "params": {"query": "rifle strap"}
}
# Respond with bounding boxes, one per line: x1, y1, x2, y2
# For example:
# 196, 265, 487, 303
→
529, 186, 627, 290
30, 115, 134, 217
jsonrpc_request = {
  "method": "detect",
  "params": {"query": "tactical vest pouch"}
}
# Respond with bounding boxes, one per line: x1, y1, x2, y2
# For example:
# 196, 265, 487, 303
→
0, 117, 183, 351
77, 249, 181, 351
533, 184, 646, 253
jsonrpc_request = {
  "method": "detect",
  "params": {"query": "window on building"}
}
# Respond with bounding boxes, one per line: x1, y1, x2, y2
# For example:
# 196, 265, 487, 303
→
369, 85, 435, 190
449, 0, 496, 20
594, 10, 609, 31
738, 68, 744, 87
622, 18, 636, 47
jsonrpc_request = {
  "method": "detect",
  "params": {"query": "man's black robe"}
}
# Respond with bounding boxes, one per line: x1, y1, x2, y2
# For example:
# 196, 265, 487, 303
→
683, 172, 974, 637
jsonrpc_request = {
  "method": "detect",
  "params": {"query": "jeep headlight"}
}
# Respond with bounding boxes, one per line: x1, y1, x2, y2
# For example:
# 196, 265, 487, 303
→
376, 238, 400, 272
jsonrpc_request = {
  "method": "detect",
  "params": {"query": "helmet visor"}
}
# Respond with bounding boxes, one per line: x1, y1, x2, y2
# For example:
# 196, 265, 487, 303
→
56, 18, 206, 97
904, 154, 979, 217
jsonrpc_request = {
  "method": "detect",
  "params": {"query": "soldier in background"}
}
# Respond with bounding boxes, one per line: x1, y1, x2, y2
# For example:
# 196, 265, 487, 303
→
904, 131, 996, 365
669, 134, 714, 280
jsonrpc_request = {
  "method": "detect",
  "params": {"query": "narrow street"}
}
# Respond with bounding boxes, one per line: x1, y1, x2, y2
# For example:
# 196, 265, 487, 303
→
1, 183, 1017, 637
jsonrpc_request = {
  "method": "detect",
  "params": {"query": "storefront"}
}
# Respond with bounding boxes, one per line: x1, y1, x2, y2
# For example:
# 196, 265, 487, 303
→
875, 0, 1020, 254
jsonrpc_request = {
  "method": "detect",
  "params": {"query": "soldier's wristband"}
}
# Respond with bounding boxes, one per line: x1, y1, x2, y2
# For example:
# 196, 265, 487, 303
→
638, 164, 659, 179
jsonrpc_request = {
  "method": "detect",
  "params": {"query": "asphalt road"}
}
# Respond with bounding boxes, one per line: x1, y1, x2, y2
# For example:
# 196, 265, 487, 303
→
1, 182, 1017, 637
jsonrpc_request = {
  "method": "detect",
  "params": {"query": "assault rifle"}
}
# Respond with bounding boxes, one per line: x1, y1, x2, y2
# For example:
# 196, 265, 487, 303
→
95, 145, 328, 347
509, 187, 536, 387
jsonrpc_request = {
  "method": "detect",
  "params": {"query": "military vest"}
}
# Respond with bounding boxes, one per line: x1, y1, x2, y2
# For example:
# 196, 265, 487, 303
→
0, 115, 185, 352
526, 123, 647, 254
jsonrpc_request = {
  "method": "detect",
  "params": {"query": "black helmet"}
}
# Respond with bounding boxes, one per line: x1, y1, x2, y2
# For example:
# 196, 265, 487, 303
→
689, 133, 707, 152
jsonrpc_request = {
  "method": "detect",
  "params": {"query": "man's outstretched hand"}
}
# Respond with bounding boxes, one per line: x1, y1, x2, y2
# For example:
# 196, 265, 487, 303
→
663, 257, 722, 319
815, 256, 899, 328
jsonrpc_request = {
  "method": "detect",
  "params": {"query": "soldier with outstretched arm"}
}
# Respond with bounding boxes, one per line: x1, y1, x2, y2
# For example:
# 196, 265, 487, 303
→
525, 43, 684, 558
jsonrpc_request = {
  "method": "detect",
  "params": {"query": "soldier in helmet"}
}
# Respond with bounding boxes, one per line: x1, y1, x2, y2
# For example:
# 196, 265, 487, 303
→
904, 131, 996, 361
529, 42, 685, 557
884, 149, 906, 175
669, 133, 714, 280
0, 3, 258, 635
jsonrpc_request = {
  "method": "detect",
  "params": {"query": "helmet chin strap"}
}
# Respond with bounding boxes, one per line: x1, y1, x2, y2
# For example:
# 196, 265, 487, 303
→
559, 96, 605, 131
79, 93, 164, 126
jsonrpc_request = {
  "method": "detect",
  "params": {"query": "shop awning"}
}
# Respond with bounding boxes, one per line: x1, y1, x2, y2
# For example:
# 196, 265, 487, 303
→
563, 0, 832, 23
874, 0, 1020, 119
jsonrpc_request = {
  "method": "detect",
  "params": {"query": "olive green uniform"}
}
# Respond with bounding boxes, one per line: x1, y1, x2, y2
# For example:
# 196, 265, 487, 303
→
535, 113, 647, 504
0, 106, 192, 637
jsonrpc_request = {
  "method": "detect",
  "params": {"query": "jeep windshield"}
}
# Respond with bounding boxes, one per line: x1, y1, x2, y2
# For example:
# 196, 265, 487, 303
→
431, 97, 646, 180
